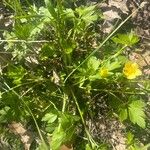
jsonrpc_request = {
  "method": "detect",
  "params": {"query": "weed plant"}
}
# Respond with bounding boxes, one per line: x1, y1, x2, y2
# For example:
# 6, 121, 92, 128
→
0, 0, 149, 149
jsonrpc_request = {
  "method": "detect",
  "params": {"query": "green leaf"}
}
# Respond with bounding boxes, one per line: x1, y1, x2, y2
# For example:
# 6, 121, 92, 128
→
119, 108, 128, 121
63, 8, 75, 20
126, 132, 134, 145
44, 0, 57, 19
0, 92, 2, 99
7, 66, 26, 84
108, 61, 121, 70
105, 59, 121, 71
117, 55, 128, 64
40, 44, 55, 60
38, 142, 49, 150
42, 113, 57, 124
45, 122, 56, 133
79, 56, 100, 78
58, 113, 79, 141
1, 92, 22, 121
87, 56, 100, 72
61, 39, 76, 54
141, 143, 150, 150
128, 100, 146, 128
112, 32, 139, 46
143, 80, 150, 92
76, 5, 96, 17
60, 113, 79, 127
47, 113, 79, 149
76, 5, 98, 26
86, 144, 92, 150
51, 127, 66, 150
15, 23, 34, 40
0, 106, 10, 123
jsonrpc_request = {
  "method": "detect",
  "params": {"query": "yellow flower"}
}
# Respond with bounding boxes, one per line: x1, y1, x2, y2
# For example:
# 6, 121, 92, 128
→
99, 68, 109, 78
123, 61, 142, 79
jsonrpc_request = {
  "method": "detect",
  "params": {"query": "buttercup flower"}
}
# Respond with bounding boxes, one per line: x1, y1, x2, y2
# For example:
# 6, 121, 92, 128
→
123, 61, 142, 79
99, 68, 109, 78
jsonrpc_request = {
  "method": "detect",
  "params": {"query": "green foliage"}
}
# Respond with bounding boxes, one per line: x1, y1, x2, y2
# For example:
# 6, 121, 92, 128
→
112, 32, 139, 46
126, 132, 150, 150
51, 127, 66, 150
0, 0, 149, 149
87, 56, 100, 72
118, 97, 146, 128
128, 100, 146, 128
14, 23, 34, 40
38, 142, 49, 150
42, 113, 58, 124
50, 113, 79, 150
0, 106, 10, 123
119, 108, 128, 121
44, 0, 57, 19
7, 66, 26, 84
76, 5, 98, 27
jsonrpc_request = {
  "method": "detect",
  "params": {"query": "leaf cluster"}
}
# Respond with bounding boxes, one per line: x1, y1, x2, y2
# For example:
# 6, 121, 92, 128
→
0, 0, 149, 149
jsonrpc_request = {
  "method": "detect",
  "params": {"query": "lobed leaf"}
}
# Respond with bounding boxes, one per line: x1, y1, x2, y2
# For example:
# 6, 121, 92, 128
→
112, 32, 139, 46
128, 100, 146, 128
42, 113, 57, 124
51, 127, 66, 150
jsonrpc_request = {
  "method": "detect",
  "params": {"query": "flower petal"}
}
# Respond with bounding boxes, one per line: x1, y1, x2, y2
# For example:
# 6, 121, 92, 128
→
123, 61, 142, 79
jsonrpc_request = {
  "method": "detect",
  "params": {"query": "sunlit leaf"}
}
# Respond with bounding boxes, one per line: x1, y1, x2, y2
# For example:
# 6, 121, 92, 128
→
7, 66, 26, 84
128, 100, 146, 128
0, 106, 10, 123
42, 113, 57, 124
126, 132, 134, 145
51, 127, 66, 150
87, 56, 100, 72
76, 5, 98, 26
119, 108, 127, 121
112, 32, 139, 46
86, 144, 92, 150
44, 0, 57, 19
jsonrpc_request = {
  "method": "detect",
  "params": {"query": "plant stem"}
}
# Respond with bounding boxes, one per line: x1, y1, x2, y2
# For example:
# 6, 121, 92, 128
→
62, 93, 67, 113
101, 45, 127, 66
3, 81, 49, 150
0, 39, 50, 43
70, 89, 98, 149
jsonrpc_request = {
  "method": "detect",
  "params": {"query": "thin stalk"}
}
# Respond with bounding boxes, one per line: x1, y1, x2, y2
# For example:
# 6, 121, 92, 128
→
57, 0, 63, 13
70, 89, 98, 149
109, 45, 127, 60
0, 81, 39, 96
58, 90, 68, 131
64, 5, 143, 83
62, 93, 67, 113
3, 81, 48, 149
101, 45, 127, 67
0, 39, 50, 43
